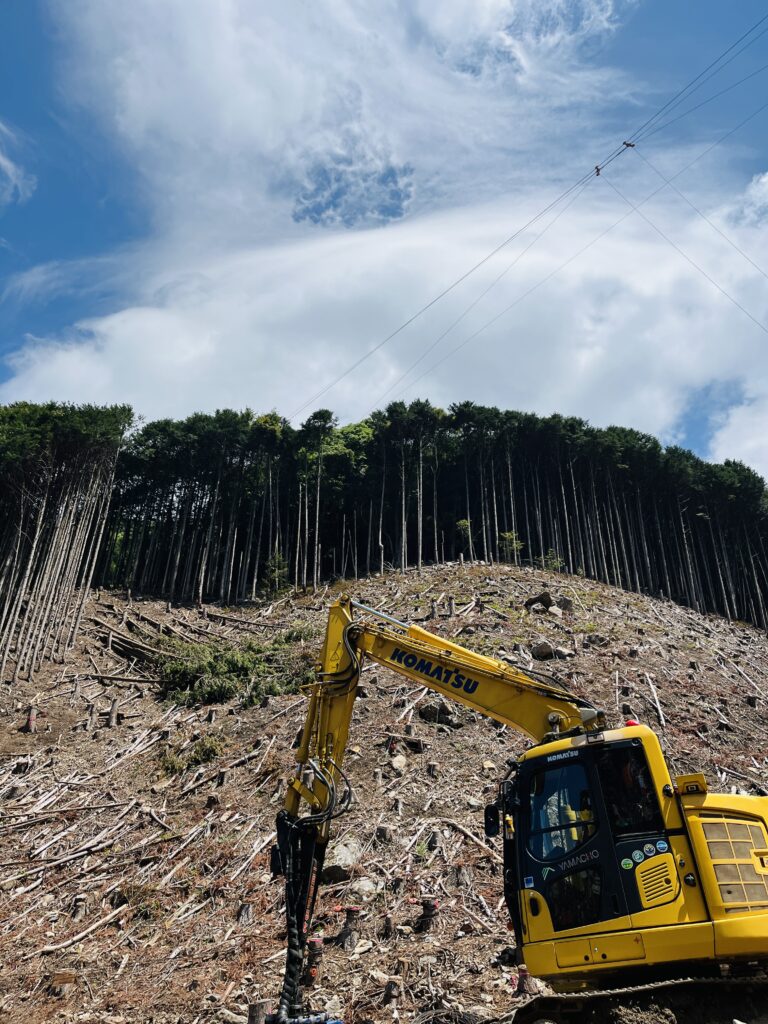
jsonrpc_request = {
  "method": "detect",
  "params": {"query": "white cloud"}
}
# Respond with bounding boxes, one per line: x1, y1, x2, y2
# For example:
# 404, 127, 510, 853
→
709, 398, 768, 480
4, 181, 768, 443
4, 0, 768, 481
726, 171, 768, 227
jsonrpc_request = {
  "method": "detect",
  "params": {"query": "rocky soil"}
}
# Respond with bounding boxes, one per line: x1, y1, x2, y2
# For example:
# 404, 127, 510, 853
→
1, 563, 767, 1024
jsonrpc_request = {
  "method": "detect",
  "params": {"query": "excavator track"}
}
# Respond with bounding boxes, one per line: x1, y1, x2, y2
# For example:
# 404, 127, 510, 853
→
502, 973, 768, 1024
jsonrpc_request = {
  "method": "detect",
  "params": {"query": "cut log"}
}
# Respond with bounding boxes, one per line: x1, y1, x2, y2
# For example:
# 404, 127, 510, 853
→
24, 706, 37, 734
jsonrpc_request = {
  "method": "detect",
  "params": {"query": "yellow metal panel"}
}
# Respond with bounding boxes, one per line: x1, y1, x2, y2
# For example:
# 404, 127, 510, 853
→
555, 939, 593, 968
636, 854, 678, 908
524, 941, 560, 979
631, 835, 709, 929
521, 888, 554, 943
588, 932, 646, 964
640, 922, 714, 965
714, 912, 768, 957
529, 923, 714, 983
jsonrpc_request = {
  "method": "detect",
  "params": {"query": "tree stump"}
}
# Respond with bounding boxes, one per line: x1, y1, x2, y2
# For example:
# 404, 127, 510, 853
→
337, 906, 360, 951
516, 964, 538, 995
237, 902, 253, 926
415, 897, 439, 932
302, 935, 324, 987
382, 980, 400, 1006
248, 1000, 269, 1024
375, 824, 392, 844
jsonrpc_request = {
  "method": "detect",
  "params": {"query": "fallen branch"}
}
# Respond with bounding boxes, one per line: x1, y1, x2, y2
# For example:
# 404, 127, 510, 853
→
30, 904, 127, 957
428, 818, 503, 864
643, 673, 666, 728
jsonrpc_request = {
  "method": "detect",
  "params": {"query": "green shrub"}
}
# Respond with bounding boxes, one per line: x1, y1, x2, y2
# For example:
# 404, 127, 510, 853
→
187, 735, 225, 767
542, 549, 565, 572
158, 748, 185, 775
155, 632, 314, 707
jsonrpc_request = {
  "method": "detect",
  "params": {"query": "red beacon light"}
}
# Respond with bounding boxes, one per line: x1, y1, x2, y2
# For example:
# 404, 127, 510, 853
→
625, 717, 640, 727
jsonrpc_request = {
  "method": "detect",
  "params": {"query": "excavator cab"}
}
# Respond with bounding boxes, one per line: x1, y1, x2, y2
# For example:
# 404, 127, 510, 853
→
501, 724, 768, 985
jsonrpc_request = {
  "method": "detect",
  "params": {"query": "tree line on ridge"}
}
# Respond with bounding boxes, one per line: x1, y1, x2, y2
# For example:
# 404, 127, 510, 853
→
1, 399, 766, 681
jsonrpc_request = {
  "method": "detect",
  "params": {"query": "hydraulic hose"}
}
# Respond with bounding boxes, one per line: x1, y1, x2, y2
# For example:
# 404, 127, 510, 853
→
270, 623, 360, 1023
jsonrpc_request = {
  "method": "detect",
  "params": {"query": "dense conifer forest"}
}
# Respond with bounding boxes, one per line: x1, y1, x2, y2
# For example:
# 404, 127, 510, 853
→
1, 399, 767, 680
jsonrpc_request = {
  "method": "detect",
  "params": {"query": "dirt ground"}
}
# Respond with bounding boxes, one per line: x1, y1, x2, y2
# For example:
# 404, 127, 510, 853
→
1, 563, 767, 1024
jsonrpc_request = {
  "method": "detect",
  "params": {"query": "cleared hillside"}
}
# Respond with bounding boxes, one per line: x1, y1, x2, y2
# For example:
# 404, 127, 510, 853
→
0, 563, 767, 1024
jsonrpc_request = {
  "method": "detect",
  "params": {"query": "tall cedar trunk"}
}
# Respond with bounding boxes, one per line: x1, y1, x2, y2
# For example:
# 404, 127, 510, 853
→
314, 453, 322, 591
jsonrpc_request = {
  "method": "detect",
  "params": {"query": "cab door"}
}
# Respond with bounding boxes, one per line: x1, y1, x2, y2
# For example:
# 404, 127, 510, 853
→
593, 738, 710, 930
517, 752, 630, 942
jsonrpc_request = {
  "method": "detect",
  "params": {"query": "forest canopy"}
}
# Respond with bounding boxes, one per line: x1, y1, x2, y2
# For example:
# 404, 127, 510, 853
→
97, 400, 768, 629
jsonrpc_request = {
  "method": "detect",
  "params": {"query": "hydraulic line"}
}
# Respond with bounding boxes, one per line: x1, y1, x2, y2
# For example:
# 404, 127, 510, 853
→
270, 636, 358, 1024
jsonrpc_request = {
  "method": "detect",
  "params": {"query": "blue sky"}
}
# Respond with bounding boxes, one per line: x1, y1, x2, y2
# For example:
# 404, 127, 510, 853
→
1, 1, 768, 475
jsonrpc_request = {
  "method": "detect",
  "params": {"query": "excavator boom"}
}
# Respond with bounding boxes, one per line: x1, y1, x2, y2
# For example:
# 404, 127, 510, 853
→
271, 596, 603, 1022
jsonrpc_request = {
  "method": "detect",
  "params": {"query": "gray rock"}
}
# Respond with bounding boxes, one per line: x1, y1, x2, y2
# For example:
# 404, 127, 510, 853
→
531, 641, 555, 660
348, 875, 383, 901
584, 633, 609, 647
320, 836, 364, 884
418, 700, 461, 729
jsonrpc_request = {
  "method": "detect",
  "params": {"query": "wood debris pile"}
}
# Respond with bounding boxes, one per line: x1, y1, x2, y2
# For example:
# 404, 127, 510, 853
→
1, 563, 767, 1024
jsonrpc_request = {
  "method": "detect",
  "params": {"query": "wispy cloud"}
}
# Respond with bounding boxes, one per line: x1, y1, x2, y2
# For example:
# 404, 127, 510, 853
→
0, 120, 35, 207
48, 0, 635, 235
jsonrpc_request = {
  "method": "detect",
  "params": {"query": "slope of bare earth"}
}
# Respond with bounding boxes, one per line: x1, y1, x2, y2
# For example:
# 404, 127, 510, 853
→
1, 563, 767, 1024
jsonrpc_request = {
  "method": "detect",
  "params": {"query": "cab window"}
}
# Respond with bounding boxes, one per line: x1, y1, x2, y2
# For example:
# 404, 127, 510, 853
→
546, 868, 602, 931
527, 761, 596, 861
596, 745, 663, 836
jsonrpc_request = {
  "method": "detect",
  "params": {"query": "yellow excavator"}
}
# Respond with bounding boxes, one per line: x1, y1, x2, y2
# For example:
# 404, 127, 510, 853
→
269, 597, 768, 1023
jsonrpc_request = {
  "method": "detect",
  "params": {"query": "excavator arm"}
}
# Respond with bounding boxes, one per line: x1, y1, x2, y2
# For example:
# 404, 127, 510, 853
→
269, 597, 603, 1023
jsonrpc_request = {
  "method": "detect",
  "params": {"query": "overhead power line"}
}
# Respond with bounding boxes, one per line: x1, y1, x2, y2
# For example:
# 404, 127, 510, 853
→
600, 173, 768, 338
373, 178, 594, 407
392, 98, 768, 401
627, 14, 768, 143
632, 148, 768, 283
637, 58, 768, 142
287, 10, 768, 422
285, 170, 603, 421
